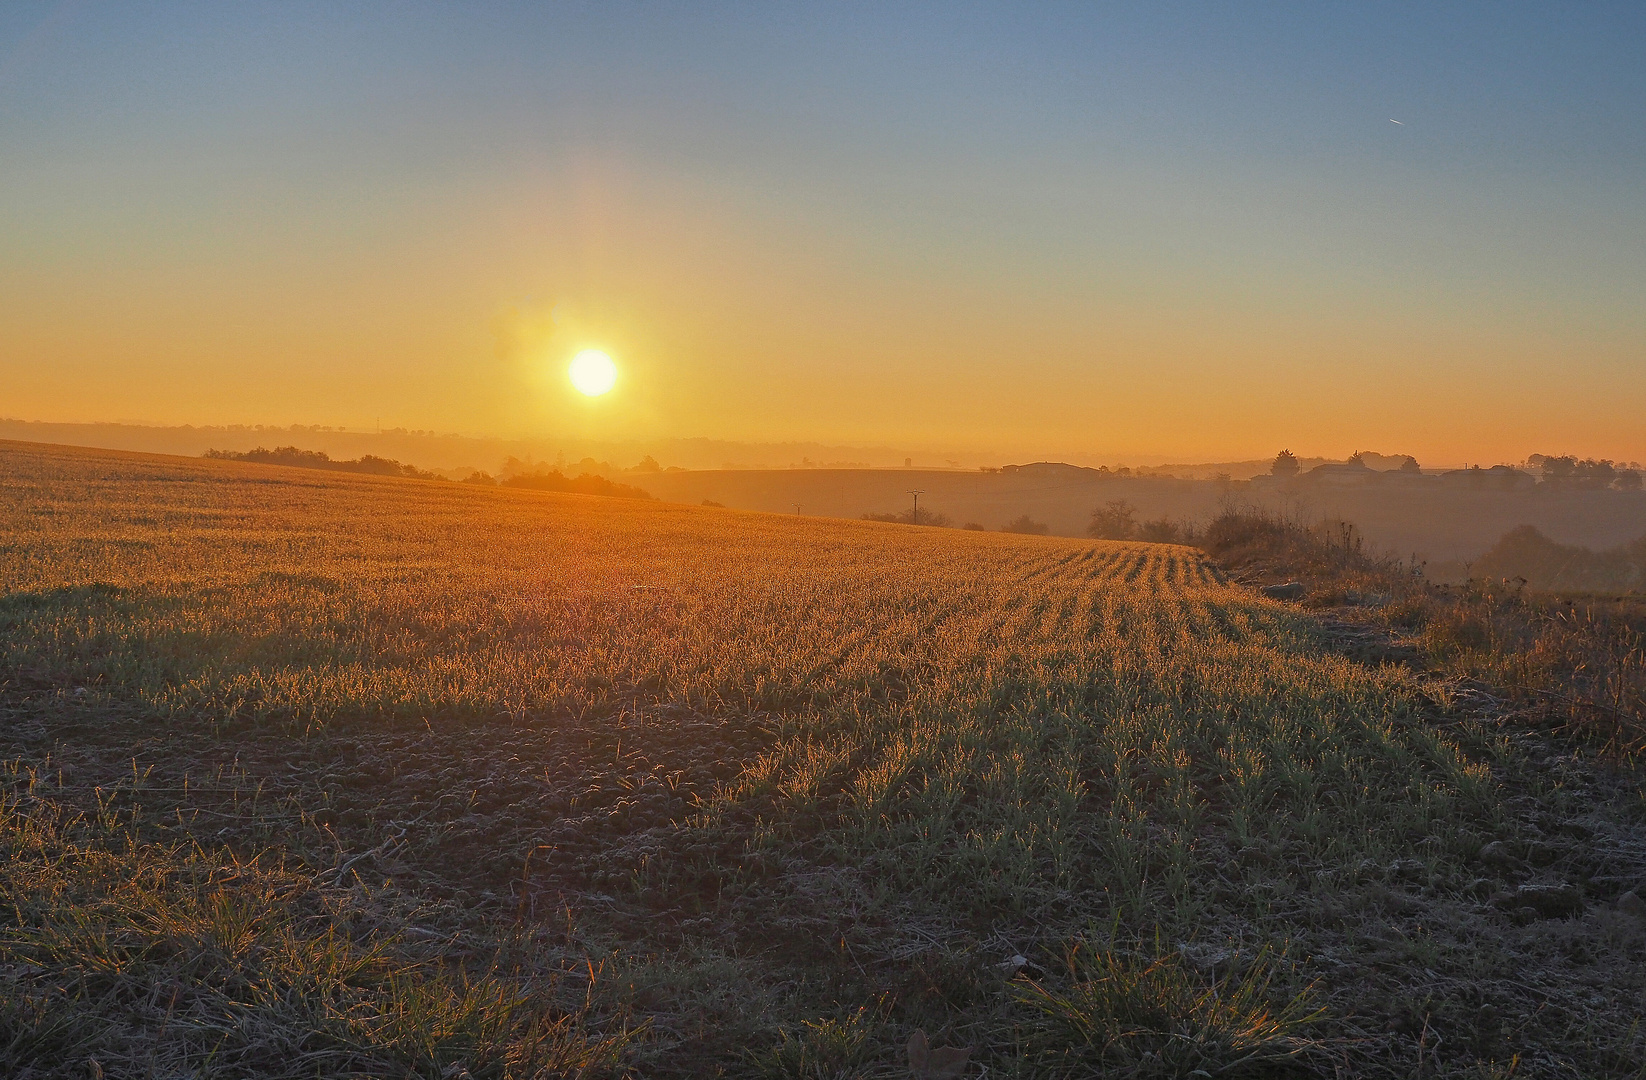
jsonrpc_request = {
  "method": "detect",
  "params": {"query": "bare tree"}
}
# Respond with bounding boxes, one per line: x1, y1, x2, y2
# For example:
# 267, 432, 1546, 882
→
1087, 500, 1137, 540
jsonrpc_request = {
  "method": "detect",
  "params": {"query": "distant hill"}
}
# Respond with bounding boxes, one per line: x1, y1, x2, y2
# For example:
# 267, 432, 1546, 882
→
0, 418, 972, 476
203, 446, 654, 500
631, 465, 1646, 567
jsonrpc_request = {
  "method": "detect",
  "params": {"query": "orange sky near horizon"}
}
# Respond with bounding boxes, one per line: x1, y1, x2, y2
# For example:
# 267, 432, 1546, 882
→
3, 5, 1643, 466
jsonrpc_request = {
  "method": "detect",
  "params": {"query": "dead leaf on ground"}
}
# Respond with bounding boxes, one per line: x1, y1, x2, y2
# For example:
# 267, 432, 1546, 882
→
907, 1028, 971, 1078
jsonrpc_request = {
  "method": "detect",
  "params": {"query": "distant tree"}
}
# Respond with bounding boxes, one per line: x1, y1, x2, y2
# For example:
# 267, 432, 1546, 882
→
1001, 514, 1049, 535
354, 454, 425, 478
1537, 455, 1578, 484
1399, 456, 1421, 473
962, 522, 986, 531
1348, 452, 1366, 466
1087, 499, 1138, 540
1536, 455, 1621, 489
207, 445, 331, 468
205, 446, 440, 480
463, 471, 497, 485
632, 455, 662, 473
701, 499, 725, 507
1270, 450, 1300, 478
501, 470, 654, 500
1614, 470, 1642, 491
1586, 459, 1618, 488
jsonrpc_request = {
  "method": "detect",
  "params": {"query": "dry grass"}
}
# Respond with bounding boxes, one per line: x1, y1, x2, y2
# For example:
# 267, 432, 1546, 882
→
1418, 582, 1646, 758
2, 442, 1645, 1076
0, 760, 636, 1078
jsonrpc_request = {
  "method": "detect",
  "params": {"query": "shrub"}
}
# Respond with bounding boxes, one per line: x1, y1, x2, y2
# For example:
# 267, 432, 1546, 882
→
1137, 518, 1197, 545
1200, 509, 1396, 584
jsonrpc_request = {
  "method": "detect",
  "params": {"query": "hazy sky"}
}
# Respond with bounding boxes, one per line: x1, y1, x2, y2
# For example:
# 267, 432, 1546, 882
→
4, 3, 1644, 463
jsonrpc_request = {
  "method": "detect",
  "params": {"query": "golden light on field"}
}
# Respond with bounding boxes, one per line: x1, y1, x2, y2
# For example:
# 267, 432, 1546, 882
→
568, 350, 618, 397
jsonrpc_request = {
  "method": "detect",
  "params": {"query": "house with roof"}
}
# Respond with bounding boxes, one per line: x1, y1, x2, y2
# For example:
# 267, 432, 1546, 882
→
1438, 465, 1535, 491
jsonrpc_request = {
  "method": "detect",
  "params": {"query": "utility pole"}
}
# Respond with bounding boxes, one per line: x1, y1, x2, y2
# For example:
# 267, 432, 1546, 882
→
794, 504, 802, 515
906, 489, 926, 526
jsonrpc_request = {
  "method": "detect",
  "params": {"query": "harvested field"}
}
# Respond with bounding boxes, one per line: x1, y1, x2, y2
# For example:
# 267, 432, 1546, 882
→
3, 440, 1645, 1077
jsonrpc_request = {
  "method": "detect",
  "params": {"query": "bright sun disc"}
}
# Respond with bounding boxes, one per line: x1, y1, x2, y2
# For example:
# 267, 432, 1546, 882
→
568, 350, 617, 396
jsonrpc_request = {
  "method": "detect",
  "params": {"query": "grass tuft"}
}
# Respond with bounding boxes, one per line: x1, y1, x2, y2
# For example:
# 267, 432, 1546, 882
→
746, 1002, 893, 1079
1012, 933, 1324, 1077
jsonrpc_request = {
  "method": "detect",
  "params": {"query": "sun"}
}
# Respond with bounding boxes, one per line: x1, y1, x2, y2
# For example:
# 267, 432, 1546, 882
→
568, 349, 617, 397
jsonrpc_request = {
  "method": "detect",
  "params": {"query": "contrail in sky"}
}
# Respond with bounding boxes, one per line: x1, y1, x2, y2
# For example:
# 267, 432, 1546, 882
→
1389, 119, 1403, 124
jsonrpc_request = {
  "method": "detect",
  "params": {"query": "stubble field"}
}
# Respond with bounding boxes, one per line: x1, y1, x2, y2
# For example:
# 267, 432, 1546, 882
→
2, 440, 1643, 1078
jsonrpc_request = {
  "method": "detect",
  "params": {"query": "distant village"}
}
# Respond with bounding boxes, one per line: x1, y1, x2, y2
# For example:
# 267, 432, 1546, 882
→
1248, 451, 1643, 492
995, 451, 1645, 493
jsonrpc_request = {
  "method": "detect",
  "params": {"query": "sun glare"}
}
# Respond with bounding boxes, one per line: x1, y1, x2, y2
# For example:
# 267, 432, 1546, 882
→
568, 350, 618, 397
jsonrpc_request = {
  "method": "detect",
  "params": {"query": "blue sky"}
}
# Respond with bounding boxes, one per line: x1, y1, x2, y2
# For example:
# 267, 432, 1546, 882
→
3, 3, 1643, 461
